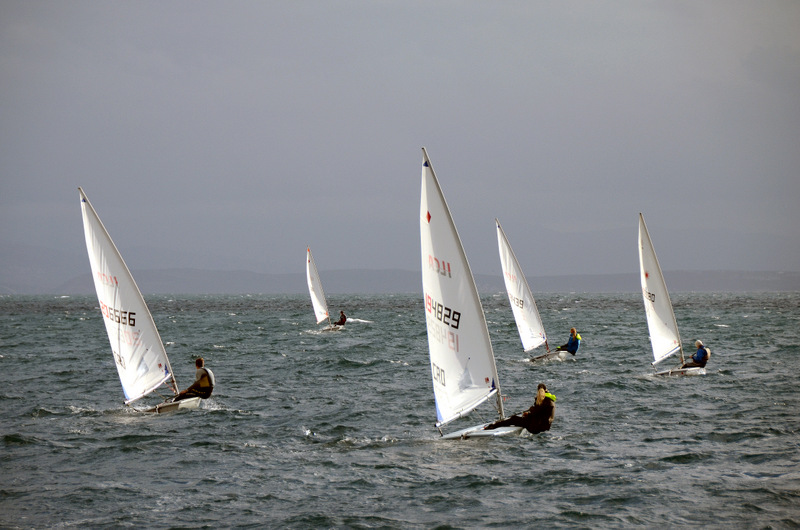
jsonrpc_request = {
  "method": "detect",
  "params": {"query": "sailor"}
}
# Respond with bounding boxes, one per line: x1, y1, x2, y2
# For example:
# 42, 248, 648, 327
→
334, 310, 347, 326
173, 358, 215, 401
682, 340, 711, 368
484, 383, 556, 434
556, 328, 581, 355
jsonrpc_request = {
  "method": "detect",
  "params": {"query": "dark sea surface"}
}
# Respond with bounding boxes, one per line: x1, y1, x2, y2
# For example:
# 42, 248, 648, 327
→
1, 292, 798, 528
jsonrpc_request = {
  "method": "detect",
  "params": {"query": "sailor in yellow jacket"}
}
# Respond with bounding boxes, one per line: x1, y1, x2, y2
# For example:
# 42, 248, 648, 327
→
484, 383, 556, 434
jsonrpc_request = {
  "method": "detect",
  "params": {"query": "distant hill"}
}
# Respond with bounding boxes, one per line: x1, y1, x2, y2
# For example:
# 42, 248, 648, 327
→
31, 268, 800, 295
2, 242, 797, 295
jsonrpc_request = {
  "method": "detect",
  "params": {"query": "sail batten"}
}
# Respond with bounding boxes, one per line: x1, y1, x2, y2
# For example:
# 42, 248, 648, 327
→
496, 219, 548, 353
306, 247, 330, 325
638, 213, 684, 366
79, 188, 177, 404
420, 148, 505, 428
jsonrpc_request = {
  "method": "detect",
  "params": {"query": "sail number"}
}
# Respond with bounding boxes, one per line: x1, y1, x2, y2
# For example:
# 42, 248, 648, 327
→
425, 293, 461, 353
428, 321, 460, 353
644, 290, 656, 303
100, 301, 136, 326
507, 291, 524, 309
425, 294, 461, 329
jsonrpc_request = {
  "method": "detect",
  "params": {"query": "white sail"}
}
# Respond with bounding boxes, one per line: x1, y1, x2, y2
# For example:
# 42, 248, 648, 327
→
496, 219, 548, 353
420, 148, 505, 427
306, 247, 330, 325
638, 213, 684, 365
79, 188, 177, 404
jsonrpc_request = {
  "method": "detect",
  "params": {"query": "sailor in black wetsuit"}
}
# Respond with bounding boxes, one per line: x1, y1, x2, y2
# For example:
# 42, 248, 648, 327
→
484, 383, 556, 434
333, 311, 347, 326
173, 358, 215, 401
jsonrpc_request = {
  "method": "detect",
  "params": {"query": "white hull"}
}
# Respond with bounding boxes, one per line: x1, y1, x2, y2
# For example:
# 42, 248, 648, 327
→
653, 366, 706, 377
322, 324, 343, 332
145, 396, 202, 413
440, 423, 523, 440
529, 350, 567, 362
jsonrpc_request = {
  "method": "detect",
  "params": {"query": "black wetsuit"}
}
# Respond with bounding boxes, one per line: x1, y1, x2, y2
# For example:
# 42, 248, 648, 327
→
486, 395, 556, 434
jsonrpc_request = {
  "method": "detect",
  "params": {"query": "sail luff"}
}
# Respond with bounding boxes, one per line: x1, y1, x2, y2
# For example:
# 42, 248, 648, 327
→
638, 213, 684, 366
79, 188, 176, 404
496, 218, 548, 353
420, 147, 505, 426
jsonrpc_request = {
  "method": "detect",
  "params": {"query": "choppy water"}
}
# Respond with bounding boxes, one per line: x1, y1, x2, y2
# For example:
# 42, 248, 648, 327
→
1, 292, 798, 528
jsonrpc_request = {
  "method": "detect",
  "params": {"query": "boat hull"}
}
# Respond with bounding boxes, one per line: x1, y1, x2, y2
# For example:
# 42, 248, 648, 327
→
529, 351, 567, 362
653, 366, 706, 377
440, 423, 523, 440
145, 396, 202, 413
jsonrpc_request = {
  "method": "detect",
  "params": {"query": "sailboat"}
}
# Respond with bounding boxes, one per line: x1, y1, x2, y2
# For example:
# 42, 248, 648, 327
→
420, 148, 522, 440
306, 247, 341, 331
638, 213, 705, 376
79, 188, 200, 413
495, 219, 560, 361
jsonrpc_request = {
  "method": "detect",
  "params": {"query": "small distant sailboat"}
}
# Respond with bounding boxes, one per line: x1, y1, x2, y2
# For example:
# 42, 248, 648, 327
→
495, 218, 560, 361
79, 188, 200, 412
638, 213, 705, 376
420, 148, 522, 440
306, 247, 341, 331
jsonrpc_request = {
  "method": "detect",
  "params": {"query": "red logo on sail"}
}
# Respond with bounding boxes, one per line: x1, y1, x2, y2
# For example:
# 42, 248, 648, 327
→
428, 255, 452, 278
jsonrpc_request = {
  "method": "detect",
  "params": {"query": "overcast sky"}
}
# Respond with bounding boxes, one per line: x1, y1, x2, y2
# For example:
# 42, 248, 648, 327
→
2, 1, 799, 283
